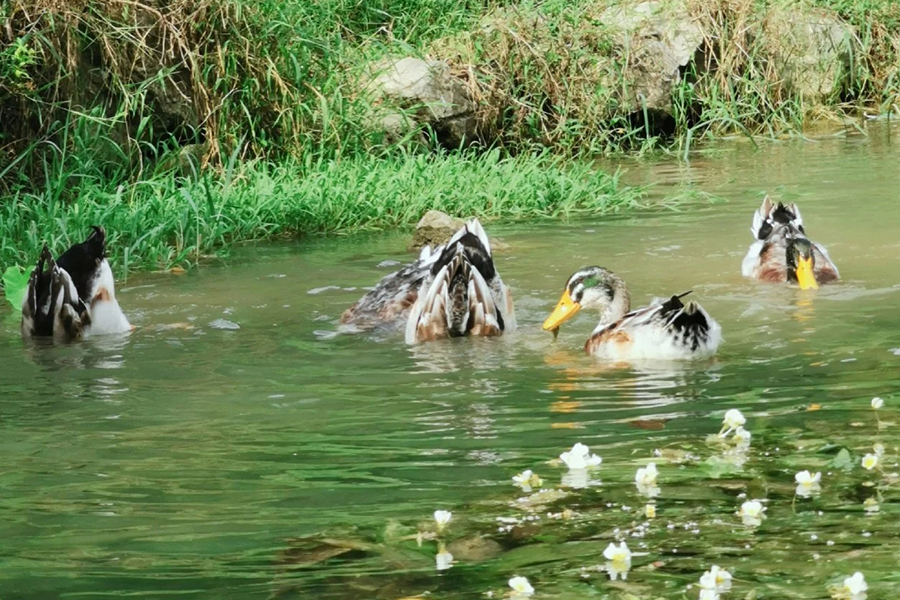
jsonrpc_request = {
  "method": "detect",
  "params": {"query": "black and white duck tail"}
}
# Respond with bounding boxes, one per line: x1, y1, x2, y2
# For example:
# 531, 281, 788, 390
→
21, 246, 91, 341
750, 195, 805, 240
658, 292, 722, 356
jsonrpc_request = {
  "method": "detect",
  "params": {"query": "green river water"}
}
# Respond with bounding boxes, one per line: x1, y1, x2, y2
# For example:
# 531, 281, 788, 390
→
2, 126, 900, 599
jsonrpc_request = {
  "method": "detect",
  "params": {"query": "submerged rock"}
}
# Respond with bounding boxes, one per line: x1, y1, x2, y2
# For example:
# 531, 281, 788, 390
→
408, 210, 466, 251
408, 210, 510, 252
446, 535, 503, 562
366, 57, 478, 148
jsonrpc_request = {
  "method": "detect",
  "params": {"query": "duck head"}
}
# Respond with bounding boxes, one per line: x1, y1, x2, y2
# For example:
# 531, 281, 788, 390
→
787, 237, 818, 290
542, 266, 630, 333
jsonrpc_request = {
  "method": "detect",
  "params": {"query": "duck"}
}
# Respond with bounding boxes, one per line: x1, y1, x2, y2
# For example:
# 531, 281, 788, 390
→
21, 226, 132, 341
542, 266, 721, 360
340, 219, 516, 343
741, 196, 839, 289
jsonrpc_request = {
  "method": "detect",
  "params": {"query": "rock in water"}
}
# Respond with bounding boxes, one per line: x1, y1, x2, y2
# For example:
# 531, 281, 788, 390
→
408, 210, 466, 251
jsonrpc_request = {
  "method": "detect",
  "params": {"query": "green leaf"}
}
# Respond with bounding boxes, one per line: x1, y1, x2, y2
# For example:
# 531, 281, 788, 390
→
2, 265, 31, 310
830, 448, 853, 471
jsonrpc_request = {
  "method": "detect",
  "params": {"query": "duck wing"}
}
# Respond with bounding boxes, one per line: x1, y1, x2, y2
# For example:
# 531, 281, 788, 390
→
586, 292, 721, 359
339, 245, 439, 332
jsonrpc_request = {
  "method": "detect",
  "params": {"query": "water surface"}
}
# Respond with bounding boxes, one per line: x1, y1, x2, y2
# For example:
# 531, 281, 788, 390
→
2, 125, 900, 599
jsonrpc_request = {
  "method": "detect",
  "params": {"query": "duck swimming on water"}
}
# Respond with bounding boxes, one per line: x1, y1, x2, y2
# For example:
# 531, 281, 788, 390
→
542, 266, 721, 360
741, 196, 839, 289
341, 219, 516, 343
21, 226, 131, 341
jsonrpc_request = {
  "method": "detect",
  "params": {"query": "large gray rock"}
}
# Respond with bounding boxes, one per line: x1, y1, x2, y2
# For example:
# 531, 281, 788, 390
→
601, 1, 704, 114
765, 8, 853, 102
367, 57, 478, 147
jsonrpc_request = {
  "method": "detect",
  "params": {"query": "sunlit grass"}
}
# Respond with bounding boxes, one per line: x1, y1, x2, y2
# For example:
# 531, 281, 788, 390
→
0, 149, 643, 277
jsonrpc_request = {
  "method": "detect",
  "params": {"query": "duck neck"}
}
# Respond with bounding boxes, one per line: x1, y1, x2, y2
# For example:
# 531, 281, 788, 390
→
599, 280, 630, 326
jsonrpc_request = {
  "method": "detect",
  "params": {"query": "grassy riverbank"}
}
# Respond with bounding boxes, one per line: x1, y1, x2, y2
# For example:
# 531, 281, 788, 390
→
0, 150, 640, 274
1, 0, 899, 280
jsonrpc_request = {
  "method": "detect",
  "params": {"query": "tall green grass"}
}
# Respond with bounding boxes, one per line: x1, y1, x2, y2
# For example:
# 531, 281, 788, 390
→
0, 149, 641, 276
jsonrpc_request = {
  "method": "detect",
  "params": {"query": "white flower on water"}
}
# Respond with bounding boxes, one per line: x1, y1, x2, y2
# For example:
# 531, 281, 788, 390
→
699, 589, 720, 600
508, 575, 534, 597
645, 504, 656, 519
512, 469, 542, 492
734, 426, 752, 448
834, 572, 867, 600
635, 463, 660, 497
433, 510, 452, 531
699, 565, 733, 593
739, 499, 766, 526
635, 463, 658, 486
862, 453, 879, 471
560, 442, 602, 470
719, 409, 746, 437
795, 470, 822, 498
871, 397, 884, 410
603, 542, 632, 580
435, 546, 454, 571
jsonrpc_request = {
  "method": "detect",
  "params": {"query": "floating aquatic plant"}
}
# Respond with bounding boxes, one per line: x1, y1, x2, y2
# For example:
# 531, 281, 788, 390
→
699, 565, 733, 595
635, 463, 660, 498
871, 397, 884, 410
602, 541, 632, 581
829, 572, 867, 600
645, 504, 656, 519
512, 469, 543, 492
719, 409, 746, 438
433, 510, 452, 532
795, 470, 822, 498
739, 499, 766, 527
861, 453, 879, 471
559, 442, 602, 470
508, 575, 534, 597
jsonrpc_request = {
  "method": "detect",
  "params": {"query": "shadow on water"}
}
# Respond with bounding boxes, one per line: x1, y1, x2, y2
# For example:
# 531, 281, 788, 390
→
2, 125, 900, 598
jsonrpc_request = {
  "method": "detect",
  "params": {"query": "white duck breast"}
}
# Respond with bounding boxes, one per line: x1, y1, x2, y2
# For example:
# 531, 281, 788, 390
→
83, 258, 132, 335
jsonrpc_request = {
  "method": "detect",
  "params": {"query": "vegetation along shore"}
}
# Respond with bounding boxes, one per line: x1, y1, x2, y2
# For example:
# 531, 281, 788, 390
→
1, 0, 898, 279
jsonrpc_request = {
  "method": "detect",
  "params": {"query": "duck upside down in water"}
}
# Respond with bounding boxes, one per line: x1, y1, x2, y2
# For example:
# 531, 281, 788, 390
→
340, 219, 516, 343
741, 196, 839, 289
542, 267, 721, 360
21, 226, 131, 341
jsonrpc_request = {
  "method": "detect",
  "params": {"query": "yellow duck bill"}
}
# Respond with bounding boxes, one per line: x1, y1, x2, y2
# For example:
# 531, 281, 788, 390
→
796, 256, 818, 290
542, 289, 582, 331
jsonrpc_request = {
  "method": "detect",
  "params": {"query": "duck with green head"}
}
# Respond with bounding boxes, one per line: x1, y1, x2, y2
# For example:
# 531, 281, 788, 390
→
742, 196, 839, 289
543, 266, 722, 360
